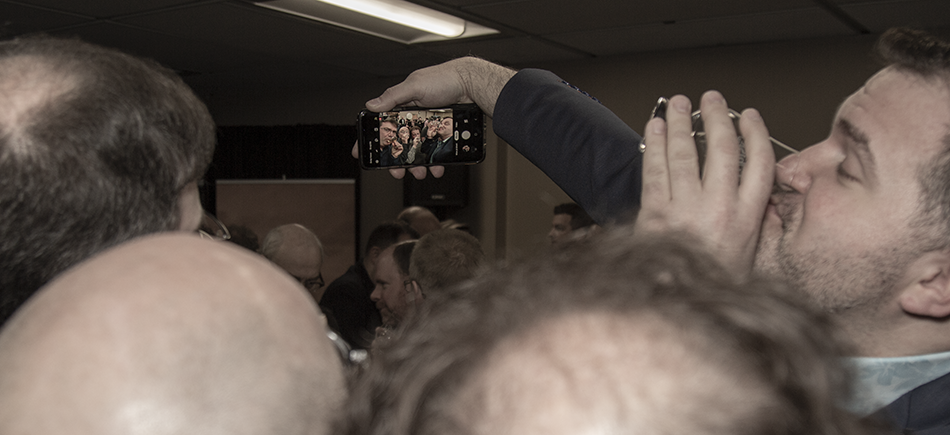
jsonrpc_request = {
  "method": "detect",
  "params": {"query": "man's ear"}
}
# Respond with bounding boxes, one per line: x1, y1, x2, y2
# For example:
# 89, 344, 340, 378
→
409, 280, 424, 301
176, 181, 202, 231
900, 250, 950, 318
366, 246, 382, 264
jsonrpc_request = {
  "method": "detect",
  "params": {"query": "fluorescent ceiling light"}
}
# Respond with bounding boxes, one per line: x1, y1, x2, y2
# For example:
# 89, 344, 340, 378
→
319, 0, 464, 37
255, 0, 498, 44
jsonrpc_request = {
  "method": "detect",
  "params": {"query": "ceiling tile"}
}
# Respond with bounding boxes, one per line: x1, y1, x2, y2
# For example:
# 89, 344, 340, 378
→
42, 22, 271, 74
0, 3, 88, 37
7, 0, 199, 17
460, 0, 816, 35
839, 0, 950, 32
422, 36, 589, 65
323, 47, 452, 77
546, 7, 853, 56
117, 2, 403, 62
185, 59, 368, 92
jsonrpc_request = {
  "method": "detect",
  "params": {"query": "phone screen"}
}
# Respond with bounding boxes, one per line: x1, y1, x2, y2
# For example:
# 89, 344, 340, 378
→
358, 104, 485, 169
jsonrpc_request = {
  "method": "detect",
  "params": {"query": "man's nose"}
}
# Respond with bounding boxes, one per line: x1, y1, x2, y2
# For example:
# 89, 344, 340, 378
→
775, 151, 807, 193
370, 286, 381, 302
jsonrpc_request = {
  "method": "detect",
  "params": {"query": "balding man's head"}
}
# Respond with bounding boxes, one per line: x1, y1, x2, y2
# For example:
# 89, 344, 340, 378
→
457, 312, 776, 435
0, 234, 345, 435
260, 224, 325, 302
343, 231, 879, 435
397, 206, 441, 237
0, 37, 216, 325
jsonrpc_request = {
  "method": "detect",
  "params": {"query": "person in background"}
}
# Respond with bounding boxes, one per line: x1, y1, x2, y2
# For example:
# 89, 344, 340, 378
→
402, 126, 426, 165
260, 224, 326, 303
427, 117, 456, 164
379, 119, 403, 167
369, 241, 417, 331
406, 229, 485, 300
319, 221, 417, 349
397, 206, 442, 237
548, 202, 598, 245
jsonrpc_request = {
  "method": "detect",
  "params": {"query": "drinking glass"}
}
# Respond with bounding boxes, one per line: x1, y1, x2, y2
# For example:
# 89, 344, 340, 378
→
639, 97, 798, 176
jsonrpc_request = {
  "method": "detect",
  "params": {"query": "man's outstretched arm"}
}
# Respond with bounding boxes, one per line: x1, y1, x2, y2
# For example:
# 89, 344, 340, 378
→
362, 57, 645, 223
366, 56, 515, 117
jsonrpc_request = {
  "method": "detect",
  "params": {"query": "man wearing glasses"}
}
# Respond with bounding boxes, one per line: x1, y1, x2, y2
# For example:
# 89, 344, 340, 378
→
367, 28, 950, 432
260, 224, 326, 303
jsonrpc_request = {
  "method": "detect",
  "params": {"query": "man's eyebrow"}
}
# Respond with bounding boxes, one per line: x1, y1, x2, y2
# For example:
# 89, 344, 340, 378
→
838, 118, 876, 175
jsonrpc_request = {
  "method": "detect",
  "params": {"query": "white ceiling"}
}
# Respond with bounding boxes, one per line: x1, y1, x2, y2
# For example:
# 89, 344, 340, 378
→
2, 0, 949, 94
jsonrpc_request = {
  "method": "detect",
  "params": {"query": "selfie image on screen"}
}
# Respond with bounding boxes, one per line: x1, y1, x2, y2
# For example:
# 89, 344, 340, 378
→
358, 104, 484, 169
375, 108, 474, 167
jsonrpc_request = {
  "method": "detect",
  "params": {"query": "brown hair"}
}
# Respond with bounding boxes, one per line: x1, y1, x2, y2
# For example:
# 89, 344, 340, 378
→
341, 229, 881, 435
408, 229, 484, 294
877, 29, 950, 249
0, 36, 215, 325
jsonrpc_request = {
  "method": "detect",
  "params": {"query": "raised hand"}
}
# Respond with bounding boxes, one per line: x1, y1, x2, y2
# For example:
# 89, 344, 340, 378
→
635, 91, 775, 278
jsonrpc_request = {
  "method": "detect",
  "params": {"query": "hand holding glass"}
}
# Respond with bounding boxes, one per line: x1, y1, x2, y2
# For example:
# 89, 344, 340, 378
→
639, 97, 798, 176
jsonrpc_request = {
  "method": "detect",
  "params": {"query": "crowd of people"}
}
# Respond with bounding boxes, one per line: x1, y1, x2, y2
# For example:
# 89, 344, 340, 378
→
2, 26, 950, 435
377, 111, 475, 166
377, 114, 455, 166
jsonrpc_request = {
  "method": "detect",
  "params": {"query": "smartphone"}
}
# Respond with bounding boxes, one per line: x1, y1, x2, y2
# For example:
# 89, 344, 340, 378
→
357, 104, 486, 169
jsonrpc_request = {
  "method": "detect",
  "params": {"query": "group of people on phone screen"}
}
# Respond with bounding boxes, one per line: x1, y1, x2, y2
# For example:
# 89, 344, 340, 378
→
379, 115, 462, 166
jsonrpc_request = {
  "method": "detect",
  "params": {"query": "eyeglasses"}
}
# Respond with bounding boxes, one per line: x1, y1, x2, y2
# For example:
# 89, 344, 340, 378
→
197, 210, 231, 241
292, 273, 325, 293
639, 97, 798, 175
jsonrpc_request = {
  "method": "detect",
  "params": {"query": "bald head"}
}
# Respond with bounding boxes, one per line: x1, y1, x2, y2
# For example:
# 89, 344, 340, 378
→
0, 56, 75, 150
457, 312, 772, 435
0, 234, 345, 435
397, 206, 441, 237
260, 224, 325, 302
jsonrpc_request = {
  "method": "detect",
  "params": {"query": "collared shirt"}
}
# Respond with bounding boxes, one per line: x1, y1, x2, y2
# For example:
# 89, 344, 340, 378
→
845, 351, 950, 416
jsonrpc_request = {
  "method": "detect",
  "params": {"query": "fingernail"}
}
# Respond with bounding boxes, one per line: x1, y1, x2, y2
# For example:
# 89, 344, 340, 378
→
707, 91, 725, 105
744, 108, 762, 121
650, 118, 666, 135
367, 98, 381, 107
671, 98, 689, 113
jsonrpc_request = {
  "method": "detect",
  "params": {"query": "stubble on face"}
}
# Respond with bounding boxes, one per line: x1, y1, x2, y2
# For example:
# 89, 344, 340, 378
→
750, 68, 950, 318
754, 190, 914, 315
377, 303, 395, 327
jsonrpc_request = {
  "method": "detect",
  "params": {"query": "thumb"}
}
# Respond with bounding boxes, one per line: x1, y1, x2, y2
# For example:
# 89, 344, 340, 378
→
367, 83, 416, 112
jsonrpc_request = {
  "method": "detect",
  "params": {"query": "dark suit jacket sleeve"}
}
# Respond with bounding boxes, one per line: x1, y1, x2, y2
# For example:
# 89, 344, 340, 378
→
493, 69, 643, 224
876, 371, 950, 434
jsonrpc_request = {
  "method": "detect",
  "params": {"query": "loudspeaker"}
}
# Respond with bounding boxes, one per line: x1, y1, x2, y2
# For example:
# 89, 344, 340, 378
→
403, 166, 469, 208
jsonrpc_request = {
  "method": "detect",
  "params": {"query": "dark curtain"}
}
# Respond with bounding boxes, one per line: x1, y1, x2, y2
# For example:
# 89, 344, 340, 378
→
208, 124, 358, 180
